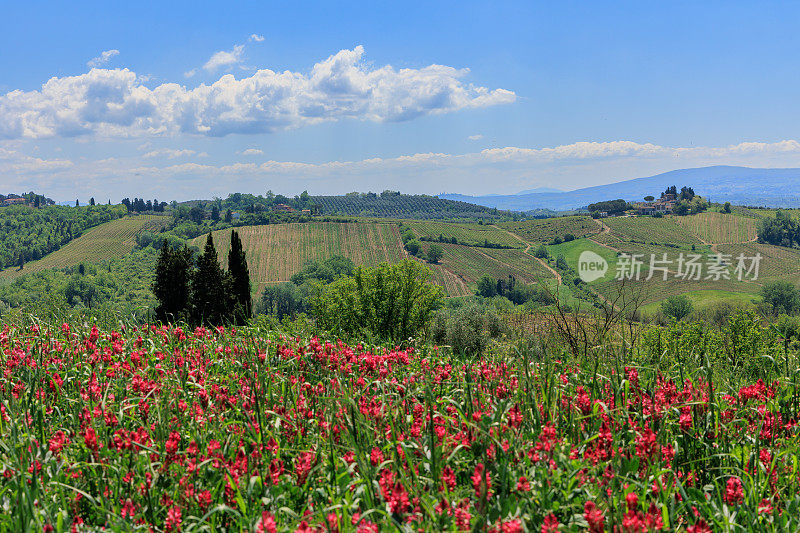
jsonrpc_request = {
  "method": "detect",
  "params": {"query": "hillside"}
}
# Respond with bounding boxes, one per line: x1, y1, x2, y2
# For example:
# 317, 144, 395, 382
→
441, 166, 800, 211
548, 210, 800, 310
0, 215, 168, 280
195, 220, 559, 298
310, 193, 504, 219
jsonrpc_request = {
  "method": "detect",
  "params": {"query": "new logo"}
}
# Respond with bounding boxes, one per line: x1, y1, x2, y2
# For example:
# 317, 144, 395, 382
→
578, 250, 608, 283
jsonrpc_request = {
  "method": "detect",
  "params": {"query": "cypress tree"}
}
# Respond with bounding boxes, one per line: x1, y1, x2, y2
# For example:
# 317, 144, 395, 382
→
191, 233, 232, 325
227, 229, 252, 323
153, 239, 192, 323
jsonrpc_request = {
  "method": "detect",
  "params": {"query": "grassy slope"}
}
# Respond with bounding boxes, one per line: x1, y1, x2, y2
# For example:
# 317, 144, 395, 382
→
0, 215, 167, 281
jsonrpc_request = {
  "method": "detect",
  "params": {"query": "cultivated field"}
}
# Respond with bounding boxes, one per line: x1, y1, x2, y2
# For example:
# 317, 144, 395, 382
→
675, 212, 758, 243
603, 216, 700, 245
430, 242, 554, 288
405, 220, 524, 248
498, 216, 600, 243
0, 215, 167, 280
195, 222, 407, 293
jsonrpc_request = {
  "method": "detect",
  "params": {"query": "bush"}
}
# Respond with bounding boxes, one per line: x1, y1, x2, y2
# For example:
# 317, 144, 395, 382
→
431, 304, 505, 354
533, 245, 549, 259
427, 244, 443, 263
660, 294, 694, 321
563, 233, 575, 242
761, 280, 800, 315
311, 259, 444, 341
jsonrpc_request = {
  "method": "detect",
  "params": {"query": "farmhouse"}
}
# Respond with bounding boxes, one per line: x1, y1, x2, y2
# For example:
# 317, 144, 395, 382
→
273, 203, 295, 213
635, 192, 677, 215
1, 197, 27, 207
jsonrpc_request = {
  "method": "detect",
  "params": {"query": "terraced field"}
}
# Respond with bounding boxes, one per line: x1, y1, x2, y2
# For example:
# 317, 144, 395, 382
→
196, 222, 408, 293
675, 212, 758, 243
0, 215, 168, 280
498, 216, 600, 243
405, 221, 523, 248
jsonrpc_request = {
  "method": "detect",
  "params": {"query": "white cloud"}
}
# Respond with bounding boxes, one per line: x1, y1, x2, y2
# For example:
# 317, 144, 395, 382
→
468, 134, 483, 141
203, 44, 245, 72
249, 34, 265, 43
0, 46, 515, 140
239, 148, 264, 156
142, 148, 198, 159
8, 138, 800, 200
87, 49, 120, 68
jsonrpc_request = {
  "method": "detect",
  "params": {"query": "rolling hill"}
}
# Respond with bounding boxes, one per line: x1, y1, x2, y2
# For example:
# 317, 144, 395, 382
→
441, 166, 800, 211
0, 215, 169, 280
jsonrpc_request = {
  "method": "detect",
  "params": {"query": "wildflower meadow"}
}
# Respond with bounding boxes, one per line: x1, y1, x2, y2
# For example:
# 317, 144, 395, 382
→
2, 315, 799, 532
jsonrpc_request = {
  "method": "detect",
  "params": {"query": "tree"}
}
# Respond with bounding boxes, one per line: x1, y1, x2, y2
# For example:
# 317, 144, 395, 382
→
291, 256, 354, 285
533, 245, 549, 259
404, 239, 421, 256
761, 281, 800, 316
227, 230, 252, 322
75, 199, 79, 207
224, 209, 233, 223
89, 197, 95, 206
644, 196, 655, 202
211, 205, 220, 222
191, 233, 232, 325
427, 244, 443, 264
152, 240, 193, 323
261, 283, 304, 320
723, 202, 732, 213
311, 259, 444, 341
189, 206, 205, 224
661, 294, 693, 321
476, 275, 497, 298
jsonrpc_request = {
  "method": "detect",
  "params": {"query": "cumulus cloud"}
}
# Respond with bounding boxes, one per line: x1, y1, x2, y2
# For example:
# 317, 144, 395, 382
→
239, 148, 264, 156
87, 49, 120, 68
203, 44, 245, 72
0, 46, 516, 140
249, 34, 265, 43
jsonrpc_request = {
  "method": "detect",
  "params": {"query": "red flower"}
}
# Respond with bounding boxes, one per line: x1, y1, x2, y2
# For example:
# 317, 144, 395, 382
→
471, 463, 491, 499
164, 506, 182, 532
257, 511, 277, 533
541, 514, 560, 533
516, 476, 531, 492
370, 447, 384, 466
584, 501, 604, 533
724, 477, 744, 505
687, 520, 712, 533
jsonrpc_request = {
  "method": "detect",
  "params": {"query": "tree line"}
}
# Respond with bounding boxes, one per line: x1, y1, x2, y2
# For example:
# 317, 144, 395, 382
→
152, 230, 252, 325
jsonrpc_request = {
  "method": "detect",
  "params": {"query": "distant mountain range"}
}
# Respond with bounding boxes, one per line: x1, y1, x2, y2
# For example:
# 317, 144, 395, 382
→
440, 166, 800, 211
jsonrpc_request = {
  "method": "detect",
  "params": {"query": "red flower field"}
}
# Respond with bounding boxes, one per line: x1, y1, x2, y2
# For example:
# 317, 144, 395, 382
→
1, 321, 799, 531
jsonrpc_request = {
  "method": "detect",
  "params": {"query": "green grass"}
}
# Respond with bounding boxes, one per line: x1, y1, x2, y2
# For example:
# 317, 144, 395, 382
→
545, 237, 619, 282
640, 289, 759, 314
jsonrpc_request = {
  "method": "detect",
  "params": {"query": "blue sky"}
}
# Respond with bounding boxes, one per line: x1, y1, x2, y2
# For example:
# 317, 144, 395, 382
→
3, 1, 800, 201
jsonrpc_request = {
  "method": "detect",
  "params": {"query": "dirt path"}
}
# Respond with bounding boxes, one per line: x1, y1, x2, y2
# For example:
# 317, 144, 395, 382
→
491, 225, 562, 285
